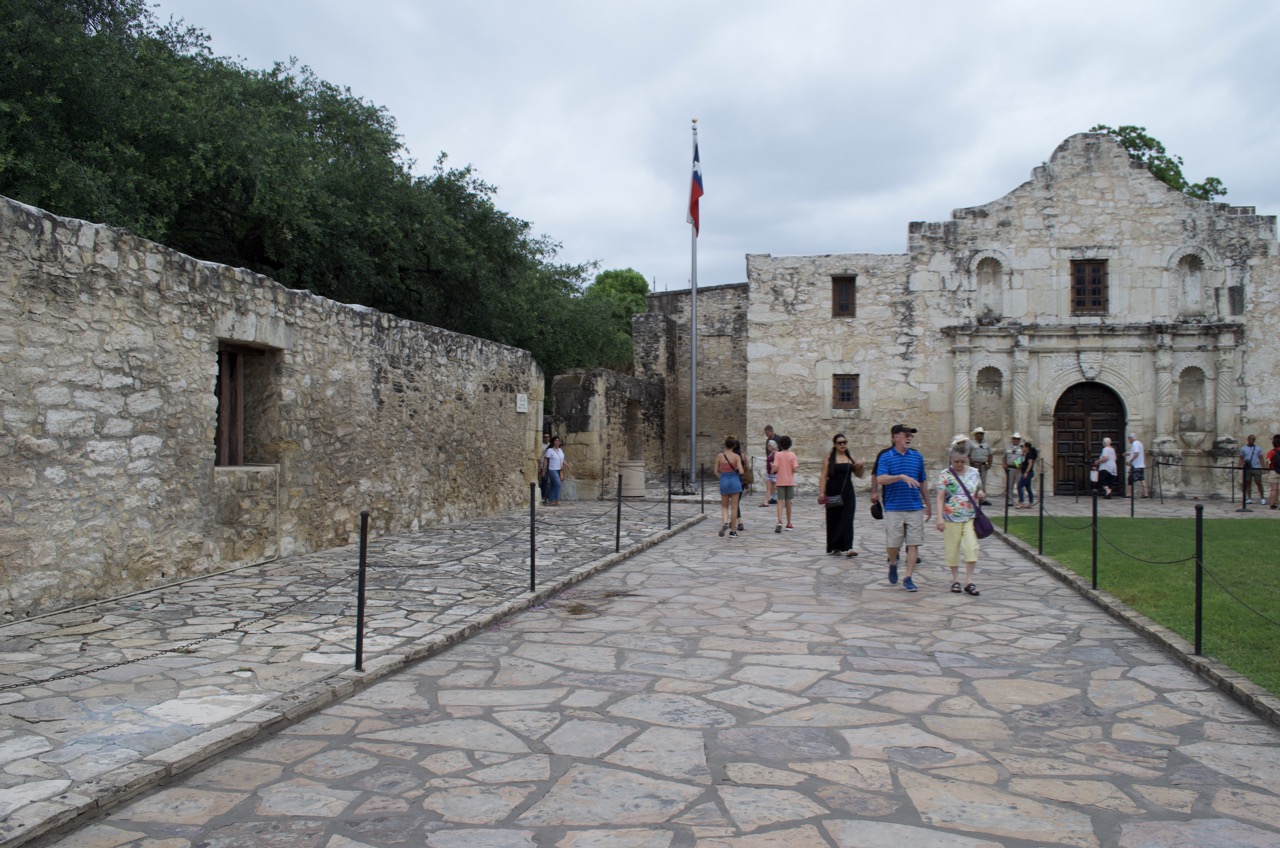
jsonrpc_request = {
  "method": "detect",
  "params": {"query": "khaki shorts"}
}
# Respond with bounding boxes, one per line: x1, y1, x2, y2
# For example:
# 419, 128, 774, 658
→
776, 485, 795, 502
885, 509, 925, 549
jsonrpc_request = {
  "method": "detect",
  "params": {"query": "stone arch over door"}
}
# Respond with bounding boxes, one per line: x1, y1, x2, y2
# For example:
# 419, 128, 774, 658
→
1052, 383, 1127, 495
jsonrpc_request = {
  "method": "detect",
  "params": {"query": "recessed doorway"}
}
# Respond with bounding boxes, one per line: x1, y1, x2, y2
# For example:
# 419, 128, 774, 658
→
1053, 383, 1127, 495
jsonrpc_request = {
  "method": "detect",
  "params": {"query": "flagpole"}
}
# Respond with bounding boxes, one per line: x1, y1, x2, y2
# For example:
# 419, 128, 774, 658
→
689, 119, 699, 483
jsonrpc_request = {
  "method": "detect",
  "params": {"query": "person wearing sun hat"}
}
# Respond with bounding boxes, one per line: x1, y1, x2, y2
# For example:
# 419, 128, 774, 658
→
1002, 432, 1023, 505
969, 427, 992, 505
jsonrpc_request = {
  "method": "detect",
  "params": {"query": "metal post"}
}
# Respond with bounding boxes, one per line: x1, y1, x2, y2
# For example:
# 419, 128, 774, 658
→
355, 510, 369, 672
700, 463, 705, 514
615, 473, 624, 553
667, 466, 673, 530
1003, 473, 1010, 532
1037, 469, 1044, 556
1129, 468, 1135, 518
1091, 489, 1099, 590
1194, 503, 1204, 655
529, 482, 537, 592
1235, 464, 1250, 512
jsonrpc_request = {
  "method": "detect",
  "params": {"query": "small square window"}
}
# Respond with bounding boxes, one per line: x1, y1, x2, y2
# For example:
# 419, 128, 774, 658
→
832, 276, 856, 318
1071, 260, 1108, 315
833, 374, 860, 410
215, 343, 275, 467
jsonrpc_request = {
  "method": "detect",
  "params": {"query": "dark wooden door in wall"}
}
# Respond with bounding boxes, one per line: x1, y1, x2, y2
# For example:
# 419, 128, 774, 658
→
1053, 383, 1126, 495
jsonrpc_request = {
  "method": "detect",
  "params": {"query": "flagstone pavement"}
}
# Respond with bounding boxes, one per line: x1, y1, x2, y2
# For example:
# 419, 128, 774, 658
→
6, 493, 1280, 847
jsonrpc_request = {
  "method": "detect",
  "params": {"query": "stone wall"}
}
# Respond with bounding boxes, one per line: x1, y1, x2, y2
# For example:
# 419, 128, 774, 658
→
546, 368, 666, 498
640, 284, 749, 475
0, 196, 544, 619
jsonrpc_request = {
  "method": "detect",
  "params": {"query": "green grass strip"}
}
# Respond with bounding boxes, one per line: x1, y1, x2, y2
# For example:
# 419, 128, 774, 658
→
1004, 516, 1280, 697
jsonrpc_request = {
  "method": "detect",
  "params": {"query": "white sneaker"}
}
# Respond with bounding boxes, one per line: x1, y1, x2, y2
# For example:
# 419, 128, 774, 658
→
1246, 499, 1254, 504
1262, 499, 1268, 506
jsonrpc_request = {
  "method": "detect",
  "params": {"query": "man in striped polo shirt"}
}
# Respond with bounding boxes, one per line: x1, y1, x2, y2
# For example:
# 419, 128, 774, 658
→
875, 423, 932, 592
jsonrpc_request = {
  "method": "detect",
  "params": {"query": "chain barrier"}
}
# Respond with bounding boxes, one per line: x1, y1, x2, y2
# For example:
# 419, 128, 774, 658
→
1200, 562, 1280, 630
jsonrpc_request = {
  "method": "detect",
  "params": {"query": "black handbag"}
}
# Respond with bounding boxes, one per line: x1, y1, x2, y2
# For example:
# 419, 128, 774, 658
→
824, 494, 844, 509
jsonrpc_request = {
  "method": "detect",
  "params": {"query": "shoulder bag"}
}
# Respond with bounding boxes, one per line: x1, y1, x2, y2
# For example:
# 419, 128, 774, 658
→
948, 469, 993, 539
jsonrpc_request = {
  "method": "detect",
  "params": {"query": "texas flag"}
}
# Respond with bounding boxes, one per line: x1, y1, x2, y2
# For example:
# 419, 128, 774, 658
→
688, 142, 704, 236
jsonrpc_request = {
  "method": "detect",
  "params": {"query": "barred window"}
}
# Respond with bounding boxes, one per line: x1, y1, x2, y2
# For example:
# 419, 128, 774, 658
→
833, 374, 860, 410
832, 275, 856, 318
1071, 260, 1108, 315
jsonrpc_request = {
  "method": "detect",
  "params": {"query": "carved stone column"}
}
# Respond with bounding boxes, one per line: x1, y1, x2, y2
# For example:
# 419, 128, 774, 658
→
1012, 345, 1030, 440
953, 342, 971, 435
1154, 343, 1174, 442
1214, 336, 1237, 444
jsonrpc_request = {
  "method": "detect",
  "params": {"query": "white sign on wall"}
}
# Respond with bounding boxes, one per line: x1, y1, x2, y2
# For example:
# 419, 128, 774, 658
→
516, 393, 529, 413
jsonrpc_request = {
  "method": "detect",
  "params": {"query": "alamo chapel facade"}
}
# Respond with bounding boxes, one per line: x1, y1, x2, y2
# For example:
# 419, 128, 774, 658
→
639, 133, 1280, 495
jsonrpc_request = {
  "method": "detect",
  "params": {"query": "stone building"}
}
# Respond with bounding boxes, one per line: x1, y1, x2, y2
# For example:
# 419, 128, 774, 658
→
640, 133, 1280, 495
1, 196, 545, 619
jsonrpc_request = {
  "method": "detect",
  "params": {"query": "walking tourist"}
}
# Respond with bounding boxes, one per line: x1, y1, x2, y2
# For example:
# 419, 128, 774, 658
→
875, 424, 931, 592
760, 439, 778, 507
1268, 435, 1280, 509
969, 427, 992, 505
1127, 432, 1150, 498
540, 435, 570, 506
1002, 433, 1024, 505
772, 435, 798, 532
1093, 436, 1118, 499
935, 446, 985, 596
716, 436, 745, 538
1016, 439, 1039, 508
1240, 434, 1266, 505
818, 433, 865, 556
537, 431, 551, 505
762, 425, 778, 505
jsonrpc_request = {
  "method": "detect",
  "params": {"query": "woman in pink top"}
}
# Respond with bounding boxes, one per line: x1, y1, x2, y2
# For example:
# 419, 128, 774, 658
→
772, 435, 799, 533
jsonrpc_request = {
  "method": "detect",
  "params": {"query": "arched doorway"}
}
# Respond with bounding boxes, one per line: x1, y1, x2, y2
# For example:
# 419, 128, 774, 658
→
1053, 383, 1127, 495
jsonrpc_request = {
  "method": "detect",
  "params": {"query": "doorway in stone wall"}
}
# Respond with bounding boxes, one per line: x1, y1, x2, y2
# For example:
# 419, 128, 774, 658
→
1052, 383, 1127, 495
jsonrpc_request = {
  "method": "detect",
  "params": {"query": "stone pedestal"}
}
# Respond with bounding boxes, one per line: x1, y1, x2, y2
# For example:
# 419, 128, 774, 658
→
619, 461, 646, 500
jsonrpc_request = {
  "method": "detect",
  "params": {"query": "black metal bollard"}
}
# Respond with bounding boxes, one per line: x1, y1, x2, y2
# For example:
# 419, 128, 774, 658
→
700, 463, 705, 514
1194, 504, 1204, 655
1003, 470, 1010, 532
529, 482, 537, 592
667, 466, 673, 530
1235, 465, 1251, 513
355, 510, 369, 672
615, 473, 624, 553
1037, 471, 1044, 556
1091, 489, 1099, 590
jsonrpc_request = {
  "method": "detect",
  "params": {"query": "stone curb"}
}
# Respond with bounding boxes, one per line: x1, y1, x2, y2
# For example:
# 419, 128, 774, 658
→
993, 526, 1280, 730
3, 514, 707, 848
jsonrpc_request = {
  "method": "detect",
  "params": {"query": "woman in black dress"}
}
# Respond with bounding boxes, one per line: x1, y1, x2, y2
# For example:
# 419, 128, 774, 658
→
818, 433, 865, 556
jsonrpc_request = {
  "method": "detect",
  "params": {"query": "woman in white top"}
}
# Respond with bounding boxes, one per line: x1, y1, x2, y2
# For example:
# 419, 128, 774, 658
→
1093, 437, 1118, 499
540, 435, 571, 505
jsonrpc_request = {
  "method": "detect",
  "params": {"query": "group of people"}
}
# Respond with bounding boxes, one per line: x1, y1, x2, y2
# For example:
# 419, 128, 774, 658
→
1240, 433, 1280, 508
722, 422, 990, 597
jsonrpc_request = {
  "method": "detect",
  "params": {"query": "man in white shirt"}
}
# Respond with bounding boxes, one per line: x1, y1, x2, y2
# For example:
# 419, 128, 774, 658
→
1126, 433, 1149, 499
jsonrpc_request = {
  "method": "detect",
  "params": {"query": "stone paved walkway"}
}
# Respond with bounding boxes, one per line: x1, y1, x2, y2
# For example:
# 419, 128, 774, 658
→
14, 494, 1280, 847
0, 495, 703, 847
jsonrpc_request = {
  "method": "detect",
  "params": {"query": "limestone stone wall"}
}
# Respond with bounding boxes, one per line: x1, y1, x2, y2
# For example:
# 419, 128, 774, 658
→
641, 284, 748, 476
0, 196, 544, 619
546, 368, 666, 498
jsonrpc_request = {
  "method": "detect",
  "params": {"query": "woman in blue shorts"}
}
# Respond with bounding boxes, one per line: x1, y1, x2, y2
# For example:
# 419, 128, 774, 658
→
716, 435, 745, 538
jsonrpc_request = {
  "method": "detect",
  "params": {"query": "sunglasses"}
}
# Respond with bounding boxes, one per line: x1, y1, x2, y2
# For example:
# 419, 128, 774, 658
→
835, 441, 847, 446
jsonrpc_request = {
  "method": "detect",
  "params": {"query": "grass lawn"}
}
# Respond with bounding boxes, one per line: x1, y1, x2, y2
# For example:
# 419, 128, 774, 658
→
1003, 516, 1280, 698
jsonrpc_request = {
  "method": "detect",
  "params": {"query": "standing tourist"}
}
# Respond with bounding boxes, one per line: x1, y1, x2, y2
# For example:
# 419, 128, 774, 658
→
540, 435, 570, 506
760, 439, 778, 507
1002, 433, 1024, 505
935, 446, 984, 595
1240, 434, 1267, 505
773, 435, 799, 532
875, 424, 932, 592
818, 433, 865, 557
1268, 435, 1280, 509
969, 427, 992, 505
732, 439, 748, 531
1092, 437, 1118, 499
716, 436, 745, 538
1127, 432, 1150, 499
1016, 439, 1039, 509
536, 432, 551, 505
762, 425, 778, 505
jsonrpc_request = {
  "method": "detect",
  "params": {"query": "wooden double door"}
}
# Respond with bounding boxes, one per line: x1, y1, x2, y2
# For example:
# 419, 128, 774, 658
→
1053, 383, 1127, 495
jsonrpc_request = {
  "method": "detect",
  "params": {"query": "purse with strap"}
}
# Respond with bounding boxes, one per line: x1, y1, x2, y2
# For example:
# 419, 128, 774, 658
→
947, 469, 993, 539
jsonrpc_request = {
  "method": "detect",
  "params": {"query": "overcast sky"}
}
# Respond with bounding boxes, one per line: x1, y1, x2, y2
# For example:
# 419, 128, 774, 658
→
149, 1, 1280, 292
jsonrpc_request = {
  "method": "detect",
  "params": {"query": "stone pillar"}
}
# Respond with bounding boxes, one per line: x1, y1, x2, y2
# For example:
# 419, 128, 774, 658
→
952, 342, 971, 434
1012, 343, 1030, 439
1154, 342, 1174, 442
1214, 335, 1237, 444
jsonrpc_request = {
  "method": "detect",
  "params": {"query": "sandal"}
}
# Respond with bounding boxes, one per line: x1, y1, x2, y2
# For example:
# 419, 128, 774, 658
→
950, 581, 962, 593
845, 550, 858, 557
964, 583, 980, 596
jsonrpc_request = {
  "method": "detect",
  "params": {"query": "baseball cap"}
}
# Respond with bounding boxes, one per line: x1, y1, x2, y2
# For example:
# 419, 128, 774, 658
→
891, 424, 917, 435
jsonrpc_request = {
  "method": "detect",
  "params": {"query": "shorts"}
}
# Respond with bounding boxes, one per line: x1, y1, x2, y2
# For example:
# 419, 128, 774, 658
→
766, 472, 777, 483
1129, 468, 1144, 482
776, 485, 795, 501
943, 520, 980, 567
885, 509, 925, 549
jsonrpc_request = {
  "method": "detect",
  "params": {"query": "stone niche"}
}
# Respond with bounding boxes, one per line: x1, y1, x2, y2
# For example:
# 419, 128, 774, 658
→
0, 195, 544, 619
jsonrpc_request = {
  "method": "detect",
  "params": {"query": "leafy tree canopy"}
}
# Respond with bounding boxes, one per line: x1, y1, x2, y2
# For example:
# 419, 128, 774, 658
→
0, 0, 636, 385
587, 268, 649, 316
1090, 124, 1227, 201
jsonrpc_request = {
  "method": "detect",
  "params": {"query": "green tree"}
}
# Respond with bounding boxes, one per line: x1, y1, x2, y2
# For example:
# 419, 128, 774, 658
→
1090, 124, 1227, 201
586, 268, 649, 316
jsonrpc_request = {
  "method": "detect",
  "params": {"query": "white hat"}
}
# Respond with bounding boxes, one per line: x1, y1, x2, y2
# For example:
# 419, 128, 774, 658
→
951, 434, 968, 444
972, 426, 985, 434
1011, 432, 1023, 440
